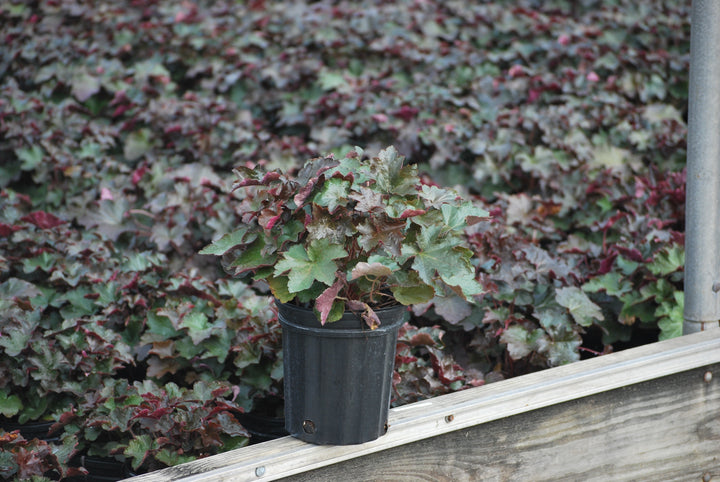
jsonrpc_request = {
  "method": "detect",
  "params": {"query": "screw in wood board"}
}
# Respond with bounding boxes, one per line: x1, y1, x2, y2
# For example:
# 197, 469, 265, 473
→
302, 420, 316, 434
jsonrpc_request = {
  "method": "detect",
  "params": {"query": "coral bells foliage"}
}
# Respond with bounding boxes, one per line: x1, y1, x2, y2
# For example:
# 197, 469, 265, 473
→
202, 147, 488, 327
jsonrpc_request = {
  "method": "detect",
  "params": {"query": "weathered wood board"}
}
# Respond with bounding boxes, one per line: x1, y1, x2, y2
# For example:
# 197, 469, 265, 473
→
126, 329, 720, 482
286, 363, 720, 481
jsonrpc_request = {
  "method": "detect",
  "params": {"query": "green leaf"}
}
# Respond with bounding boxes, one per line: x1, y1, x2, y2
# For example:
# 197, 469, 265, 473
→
0, 389, 23, 417
391, 270, 435, 304
15, 145, 44, 170
648, 244, 684, 276
323, 300, 346, 324
124, 129, 154, 162
318, 71, 346, 91
62, 286, 97, 316
441, 202, 488, 231
546, 336, 582, 366
369, 146, 417, 195
500, 325, 549, 360
18, 395, 49, 423
147, 311, 179, 338
555, 287, 604, 327
443, 267, 484, 299
228, 238, 276, 274
313, 178, 350, 213
274, 239, 347, 293
180, 312, 212, 344
619, 291, 657, 324
583, 272, 633, 297
405, 225, 460, 282
267, 275, 293, 303
200, 228, 252, 256
71, 71, 101, 102
406, 226, 480, 299
154, 448, 197, 467
124, 434, 158, 470
391, 284, 435, 305
535, 306, 573, 332
204, 333, 233, 362
656, 290, 683, 341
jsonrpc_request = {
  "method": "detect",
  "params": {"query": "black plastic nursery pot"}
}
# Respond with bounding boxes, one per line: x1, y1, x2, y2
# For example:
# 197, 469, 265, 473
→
277, 301, 406, 445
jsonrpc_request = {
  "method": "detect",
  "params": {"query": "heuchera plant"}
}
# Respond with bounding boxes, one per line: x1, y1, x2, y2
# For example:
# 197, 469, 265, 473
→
52, 379, 249, 473
0, 431, 84, 481
202, 146, 488, 327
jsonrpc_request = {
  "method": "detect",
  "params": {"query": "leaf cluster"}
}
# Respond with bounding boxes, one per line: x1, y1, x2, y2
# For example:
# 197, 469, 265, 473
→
51, 379, 249, 473
202, 146, 488, 326
0, 431, 83, 481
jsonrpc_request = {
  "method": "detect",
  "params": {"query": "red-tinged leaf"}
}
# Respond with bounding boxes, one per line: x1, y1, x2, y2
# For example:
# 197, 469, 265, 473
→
132, 165, 148, 185
363, 308, 381, 330
0, 431, 21, 443
597, 252, 618, 275
0, 223, 20, 236
393, 105, 418, 121
14, 297, 33, 311
602, 211, 627, 230
346, 300, 380, 329
317, 277, 344, 325
294, 179, 316, 206
112, 104, 132, 117
50, 409, 78, 434
21, 211, 65, 229
350, 262, 393, 280
428, 349, 464, 385
395, 355, 418, 365
131, 406, 173, 421
408, 332, 436, 346
261, 171, 282, 184
399, 209, 426, 219
616, 246, 646, 263
66, 468, 90, 478
264, 214, 282, 230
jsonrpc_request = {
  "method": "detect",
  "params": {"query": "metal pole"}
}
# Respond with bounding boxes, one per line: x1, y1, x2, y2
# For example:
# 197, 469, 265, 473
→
684, 0, 720, 334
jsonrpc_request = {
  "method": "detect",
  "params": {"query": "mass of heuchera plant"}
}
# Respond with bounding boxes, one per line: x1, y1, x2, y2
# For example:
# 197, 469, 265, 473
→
51, 380, 249, 473
0, 0, 688, 478
201, 146, 487, 326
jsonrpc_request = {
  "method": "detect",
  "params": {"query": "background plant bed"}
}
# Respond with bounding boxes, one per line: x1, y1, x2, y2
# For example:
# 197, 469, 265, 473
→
0, 0, 691, 479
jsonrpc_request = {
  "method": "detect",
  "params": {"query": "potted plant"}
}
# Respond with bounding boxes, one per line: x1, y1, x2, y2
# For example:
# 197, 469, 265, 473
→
201, 146, 487, 445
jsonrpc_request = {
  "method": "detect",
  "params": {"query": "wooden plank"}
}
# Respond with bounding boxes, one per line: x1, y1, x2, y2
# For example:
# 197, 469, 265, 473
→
287, 363, 720, 481
126, 330, 720, 482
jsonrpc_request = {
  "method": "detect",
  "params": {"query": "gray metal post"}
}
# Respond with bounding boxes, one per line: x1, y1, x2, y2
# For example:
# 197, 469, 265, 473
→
684, 0, 720, 334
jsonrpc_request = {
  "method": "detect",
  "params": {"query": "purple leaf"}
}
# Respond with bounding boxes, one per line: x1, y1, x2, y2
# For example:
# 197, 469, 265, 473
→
316, 278, 344, 325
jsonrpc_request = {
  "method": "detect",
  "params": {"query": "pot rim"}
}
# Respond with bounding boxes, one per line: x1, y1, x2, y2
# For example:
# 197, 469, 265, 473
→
275, 299, 406, 334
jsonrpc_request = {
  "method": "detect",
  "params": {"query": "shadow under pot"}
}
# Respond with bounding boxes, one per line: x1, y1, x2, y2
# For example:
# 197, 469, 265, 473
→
277, 301, 405, 446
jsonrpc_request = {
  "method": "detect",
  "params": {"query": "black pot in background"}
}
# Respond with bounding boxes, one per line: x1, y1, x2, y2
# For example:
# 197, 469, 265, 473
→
65, 456, 135, 482
277, 301, 406, 445
236, 412, 288, 444
0, 418, 59, 443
